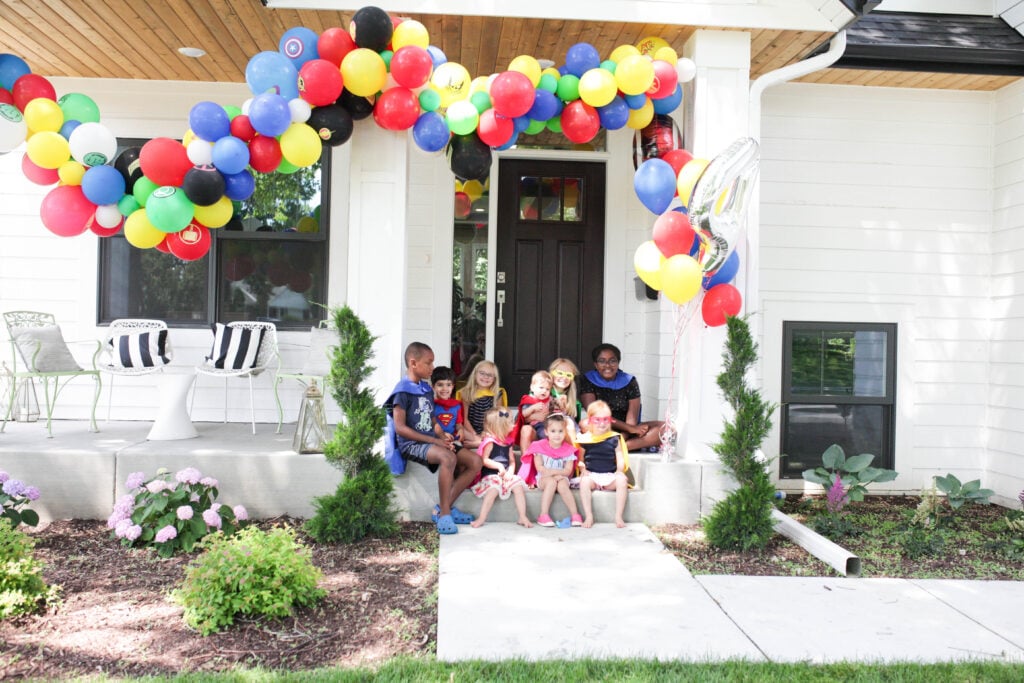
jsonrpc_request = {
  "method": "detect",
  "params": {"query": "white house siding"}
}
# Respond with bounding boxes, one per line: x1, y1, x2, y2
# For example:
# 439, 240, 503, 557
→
991, 79, 1024, 506
758, 82, 995, 493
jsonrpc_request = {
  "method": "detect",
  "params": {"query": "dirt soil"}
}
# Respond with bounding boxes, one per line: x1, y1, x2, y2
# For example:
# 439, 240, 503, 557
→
0, 518, 438, 680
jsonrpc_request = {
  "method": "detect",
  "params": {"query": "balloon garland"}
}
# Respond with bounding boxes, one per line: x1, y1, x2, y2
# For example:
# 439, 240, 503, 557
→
0, 5, 698, 264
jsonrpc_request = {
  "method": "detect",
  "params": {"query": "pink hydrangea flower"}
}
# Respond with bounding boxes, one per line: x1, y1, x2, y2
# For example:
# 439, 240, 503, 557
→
124, 524, 142, 541
233, 505, 248, 521
154, 525, 178, 543
175, 468, 202, 485
0, 471, 9, 483
2, 479, 25, 496
176, 505, 194, 520
125, 471, 146, 490
107, 495, 135, 528
200, 476, 218, 488
114, 518, 133, 538
203, 508, 222, 528
23, 486, 40, 501
146, 480, 167, 494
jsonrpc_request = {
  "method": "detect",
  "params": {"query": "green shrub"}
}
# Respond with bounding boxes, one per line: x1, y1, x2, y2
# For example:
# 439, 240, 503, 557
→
305, 456, 399, 544
173, 525, 324, 636
703, 475, 776, 552
0, 518, 60, 619
900, 525, 947, 559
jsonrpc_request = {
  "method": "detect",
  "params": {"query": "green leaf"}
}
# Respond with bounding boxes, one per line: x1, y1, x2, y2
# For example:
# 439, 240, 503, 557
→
934, 474, 957, 495
843, 453, 874, 474
960, 479, 981, 496
802, 469, 830, 486
822, 444, 845, 470
873, 469, 898, 483
20, 509, 39, 527
847, 486, 866, 502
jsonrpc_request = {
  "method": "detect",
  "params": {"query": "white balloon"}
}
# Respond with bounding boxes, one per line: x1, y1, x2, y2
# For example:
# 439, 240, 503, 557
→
95, 203, 123, 228
676, 58, 697, 84
288, 97, 312, 123
0, 103, 27, 153
187, 139, 214, 165
241, 97, 253, 116
68, 122, 117, 167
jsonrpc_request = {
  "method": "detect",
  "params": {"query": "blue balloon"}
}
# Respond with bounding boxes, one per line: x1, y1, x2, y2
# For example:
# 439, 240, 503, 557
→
495, 133, 519, 151
81, 165, 126, 206
653, 84, 683, 115
633, 158, 676, 215
248, 93, 292, 137
245, 51, 299, 100
527, 89, 560, 122
223, 169, 255, 201
704, 250, 740, 288
413, 112, 450, 153
427, 45, 447, 69
59, 119, 81, 140
211, 136, 251, 175
0, 53, 30, 91
189, 101, 231, 143
279, 27, 320, 69
624, 93, 648, 110
512, 115, 531, 134
597, 97, 629, 130
565, 43, 600, 77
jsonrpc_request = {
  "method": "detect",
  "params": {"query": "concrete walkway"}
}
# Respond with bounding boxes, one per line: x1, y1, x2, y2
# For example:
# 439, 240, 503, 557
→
437, 523, 1024, 663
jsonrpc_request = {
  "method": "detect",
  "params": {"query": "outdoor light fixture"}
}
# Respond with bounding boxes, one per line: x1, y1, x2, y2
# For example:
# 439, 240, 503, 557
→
178, 47, 207, 58
292, 380, 328, 454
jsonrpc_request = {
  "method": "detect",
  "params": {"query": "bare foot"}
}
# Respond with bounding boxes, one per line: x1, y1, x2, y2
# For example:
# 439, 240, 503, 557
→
582, 516, 595, 529
470, 519, 485, 528
615, 518, 626, 528
517, 517, 533, 528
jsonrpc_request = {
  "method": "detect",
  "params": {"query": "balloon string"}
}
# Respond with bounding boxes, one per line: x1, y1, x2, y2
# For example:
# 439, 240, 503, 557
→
664, 292, 702, 423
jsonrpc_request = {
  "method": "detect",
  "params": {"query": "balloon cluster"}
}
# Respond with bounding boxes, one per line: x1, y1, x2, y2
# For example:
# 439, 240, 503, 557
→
632, 136, 760, 326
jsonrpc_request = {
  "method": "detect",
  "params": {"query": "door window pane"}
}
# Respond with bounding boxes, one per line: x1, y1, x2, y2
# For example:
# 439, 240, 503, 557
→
218, 240, 324, 323
517, 175, 583, 222
452, 179, 489, 380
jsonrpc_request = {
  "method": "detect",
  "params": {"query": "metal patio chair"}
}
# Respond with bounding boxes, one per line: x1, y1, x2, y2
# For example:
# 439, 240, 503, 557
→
273, 320, 337, 433
98, 318, 170, 421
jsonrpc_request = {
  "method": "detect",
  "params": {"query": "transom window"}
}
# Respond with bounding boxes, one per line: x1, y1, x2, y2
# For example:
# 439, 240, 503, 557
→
517, 176, 583, 222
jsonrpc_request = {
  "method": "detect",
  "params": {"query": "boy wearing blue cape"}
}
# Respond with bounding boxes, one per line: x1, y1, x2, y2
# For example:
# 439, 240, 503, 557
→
387, 342, 481, 534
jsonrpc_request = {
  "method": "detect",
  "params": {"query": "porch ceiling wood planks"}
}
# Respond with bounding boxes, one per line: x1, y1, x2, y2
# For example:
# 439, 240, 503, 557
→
0, 0, 1017, 92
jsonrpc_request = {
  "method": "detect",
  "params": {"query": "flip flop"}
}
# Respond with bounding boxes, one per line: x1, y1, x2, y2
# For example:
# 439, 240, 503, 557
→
556, 517, 573, 529
435, 514, 457, 535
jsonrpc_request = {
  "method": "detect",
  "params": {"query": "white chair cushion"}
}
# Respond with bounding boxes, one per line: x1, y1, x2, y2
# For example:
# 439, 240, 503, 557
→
108, 329, 172, 368
205, 323, 264, 370
10, 325, 82, 372
300, 326, 338, 376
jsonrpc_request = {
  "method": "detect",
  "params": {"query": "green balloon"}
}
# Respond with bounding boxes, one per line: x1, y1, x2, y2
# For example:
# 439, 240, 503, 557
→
525, 118, 546, 135
117, 194, 140, 217
538, 74, 558, 93
419, 88, 441, 112
600, 60, 618, 74
57, 93, 100, 124
277, 158, 299, 174
556, 75, 580, 102
132, 176, 159, 207
145, 186, 195, 233
546, 117, 563, 134
381, 50, 394, 70
223, 105, 242, 120
470, 91, 492, 114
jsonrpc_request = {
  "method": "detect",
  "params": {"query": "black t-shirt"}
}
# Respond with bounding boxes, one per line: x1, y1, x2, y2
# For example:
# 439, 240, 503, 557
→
578, 374, 641, 423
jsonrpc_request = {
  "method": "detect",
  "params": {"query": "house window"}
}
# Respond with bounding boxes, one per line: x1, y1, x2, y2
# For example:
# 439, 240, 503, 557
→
779, 322, 896, 478
98, 139, 329, 329
451, 179, 488, 380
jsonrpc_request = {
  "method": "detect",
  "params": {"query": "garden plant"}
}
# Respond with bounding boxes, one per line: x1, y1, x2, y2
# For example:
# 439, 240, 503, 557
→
0, 469, 40, 528
0, 518, 59, 620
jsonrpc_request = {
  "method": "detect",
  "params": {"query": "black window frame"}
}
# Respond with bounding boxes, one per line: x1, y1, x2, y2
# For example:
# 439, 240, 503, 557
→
96, 137, 331, 330
779, 321, 897, 478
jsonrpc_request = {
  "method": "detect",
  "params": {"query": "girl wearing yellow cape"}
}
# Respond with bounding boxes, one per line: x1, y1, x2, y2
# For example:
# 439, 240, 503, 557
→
575, 400, 630, 528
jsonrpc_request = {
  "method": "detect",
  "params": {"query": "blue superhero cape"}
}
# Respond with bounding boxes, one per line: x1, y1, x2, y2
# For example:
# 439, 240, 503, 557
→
584, 369, 634, 391
383, 378, 433, 476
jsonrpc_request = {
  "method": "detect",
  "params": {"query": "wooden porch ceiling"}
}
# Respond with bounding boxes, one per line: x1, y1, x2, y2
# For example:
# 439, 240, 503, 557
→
0, 0, 1017, 92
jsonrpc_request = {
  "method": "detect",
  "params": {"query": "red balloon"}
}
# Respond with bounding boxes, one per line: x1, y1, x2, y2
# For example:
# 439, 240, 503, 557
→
140, 137, 192, 187
265, 262, 291, 286
390, 46, 432, 89
702, 283, 742, 327
12, 74, 56, 112
318, 27, 357, 67
166, 221, 211, 261
230, 114, 256, 142
476, 109, 514, 148
90, 218, 122, 237
299, 59, 344, 106
40, 185, 95, 237
560, 101, 600, 144
21, 154, 59, 185
662, 148, 694, 179
648, 60, 679, 100
224, 254, 256, 281
454, 191, 471, 218
289, 271, 313, 293
373, 87, 419, 131
248, 135, 282, 173
0, 88, 13, 106
653, 211, 696, 258
490, 71, 535, 118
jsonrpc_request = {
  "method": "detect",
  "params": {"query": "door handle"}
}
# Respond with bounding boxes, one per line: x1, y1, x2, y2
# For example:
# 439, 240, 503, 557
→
496, 290, 505, 328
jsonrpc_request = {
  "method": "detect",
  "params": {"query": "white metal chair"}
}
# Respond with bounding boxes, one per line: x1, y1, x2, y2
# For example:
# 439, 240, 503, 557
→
191, 321, 278, 434
2, 310, 102, 437
274, 321, 337, 433
98, 319, 169, 421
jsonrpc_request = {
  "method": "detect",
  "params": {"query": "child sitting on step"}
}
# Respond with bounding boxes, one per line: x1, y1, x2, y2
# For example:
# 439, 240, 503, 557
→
470, 407, 532, 528
524, 413, 582, 527
576, 400, 629, 529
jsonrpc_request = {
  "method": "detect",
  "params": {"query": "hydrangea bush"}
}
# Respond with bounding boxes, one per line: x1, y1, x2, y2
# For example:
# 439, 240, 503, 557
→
107, 467, 248, 558
0, 470, 41, 528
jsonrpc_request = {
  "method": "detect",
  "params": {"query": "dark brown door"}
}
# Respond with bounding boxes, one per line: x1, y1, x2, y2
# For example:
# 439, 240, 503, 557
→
494, 159, 605, 401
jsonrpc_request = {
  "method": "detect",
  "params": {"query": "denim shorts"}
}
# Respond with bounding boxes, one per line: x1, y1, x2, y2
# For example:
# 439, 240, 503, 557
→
401, 442, 439, 473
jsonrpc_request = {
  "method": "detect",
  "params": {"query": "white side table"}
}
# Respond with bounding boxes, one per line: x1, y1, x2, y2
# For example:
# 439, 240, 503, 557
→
148, 373, 199, 440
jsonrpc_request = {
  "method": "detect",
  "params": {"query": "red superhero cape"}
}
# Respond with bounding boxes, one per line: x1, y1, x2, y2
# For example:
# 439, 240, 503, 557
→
510, 394, 549, 443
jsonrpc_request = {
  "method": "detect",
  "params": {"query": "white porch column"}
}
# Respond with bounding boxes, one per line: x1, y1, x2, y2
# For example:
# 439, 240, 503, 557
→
346, 123, 409, 396
675, 30, 751, 461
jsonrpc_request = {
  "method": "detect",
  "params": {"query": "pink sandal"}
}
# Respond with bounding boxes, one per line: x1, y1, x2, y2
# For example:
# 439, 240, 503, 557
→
570, 514, 583, 527
537, 514, 555, 527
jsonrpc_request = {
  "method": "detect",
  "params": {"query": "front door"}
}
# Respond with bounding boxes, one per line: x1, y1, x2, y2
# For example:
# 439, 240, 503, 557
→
494, 159, 605, 401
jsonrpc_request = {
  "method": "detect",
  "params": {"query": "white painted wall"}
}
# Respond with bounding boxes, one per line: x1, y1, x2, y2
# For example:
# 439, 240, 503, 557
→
759, 82, 997, 494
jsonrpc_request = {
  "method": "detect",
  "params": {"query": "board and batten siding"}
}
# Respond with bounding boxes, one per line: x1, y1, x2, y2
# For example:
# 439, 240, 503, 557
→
758, 82, 996, 493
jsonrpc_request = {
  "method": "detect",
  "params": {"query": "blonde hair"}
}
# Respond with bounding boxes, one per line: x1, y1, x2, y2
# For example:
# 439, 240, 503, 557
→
461, 360, 503, 404
531, 370, 553, 388
586, 400, 611, 418
482, 407, 513, 441
548, 358, 580, 418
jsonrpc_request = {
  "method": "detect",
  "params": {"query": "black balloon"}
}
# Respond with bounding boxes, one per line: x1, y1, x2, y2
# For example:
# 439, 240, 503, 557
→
338, 88, 374, 121
182, 165, 226, 206
351, 6, 393, 52
113, 147, 143, 193
308, 104, 354, 147
447, 134, 492, 181
223, 215, 244, 231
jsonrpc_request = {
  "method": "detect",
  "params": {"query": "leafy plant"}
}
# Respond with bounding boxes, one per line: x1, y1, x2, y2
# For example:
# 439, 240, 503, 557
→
703, 476, 777, 551
0, 470, 40, 528
899, 525, 947, 559
306, 456, 399, 543
810, 474, 860, 540
107, 468, 248, 558
802, 444, 898, 502
0, 518, 60, 619
933, 473, 993, 512
173, 525, 325, 636
910, 482, 944, 528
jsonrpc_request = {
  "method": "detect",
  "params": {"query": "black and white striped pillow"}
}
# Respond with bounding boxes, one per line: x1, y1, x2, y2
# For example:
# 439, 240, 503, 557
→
109, 330, 172, 369
205, 323, 264, 370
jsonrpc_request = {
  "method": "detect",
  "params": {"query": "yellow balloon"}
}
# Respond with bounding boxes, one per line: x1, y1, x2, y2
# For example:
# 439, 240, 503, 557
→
182, 129, 196, 148
280, 122, 322, 168
626, 98, 654, 130
24, 98, 63, 133
616, 55, 655, 96
578, 68, 617, 108
26, 130, 71, 169
193, 195, 233, 228
392, 19, 429, 49
58, 160, 86, 186
637, 36, 670, 57
341, 48, 387, 97
541, 67, 562, 81
661, 254, 702, 304
296, 216, 319, 233
468, 76, 490, 96
634, 241, 666, 290
654, 46, 678, 66
463, 179, 484, 201
430, 62, 471, 107
508, 55, 542, 87
610, 44, 641, 63
124, 209, 166, 249
677, 158, 710, 207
